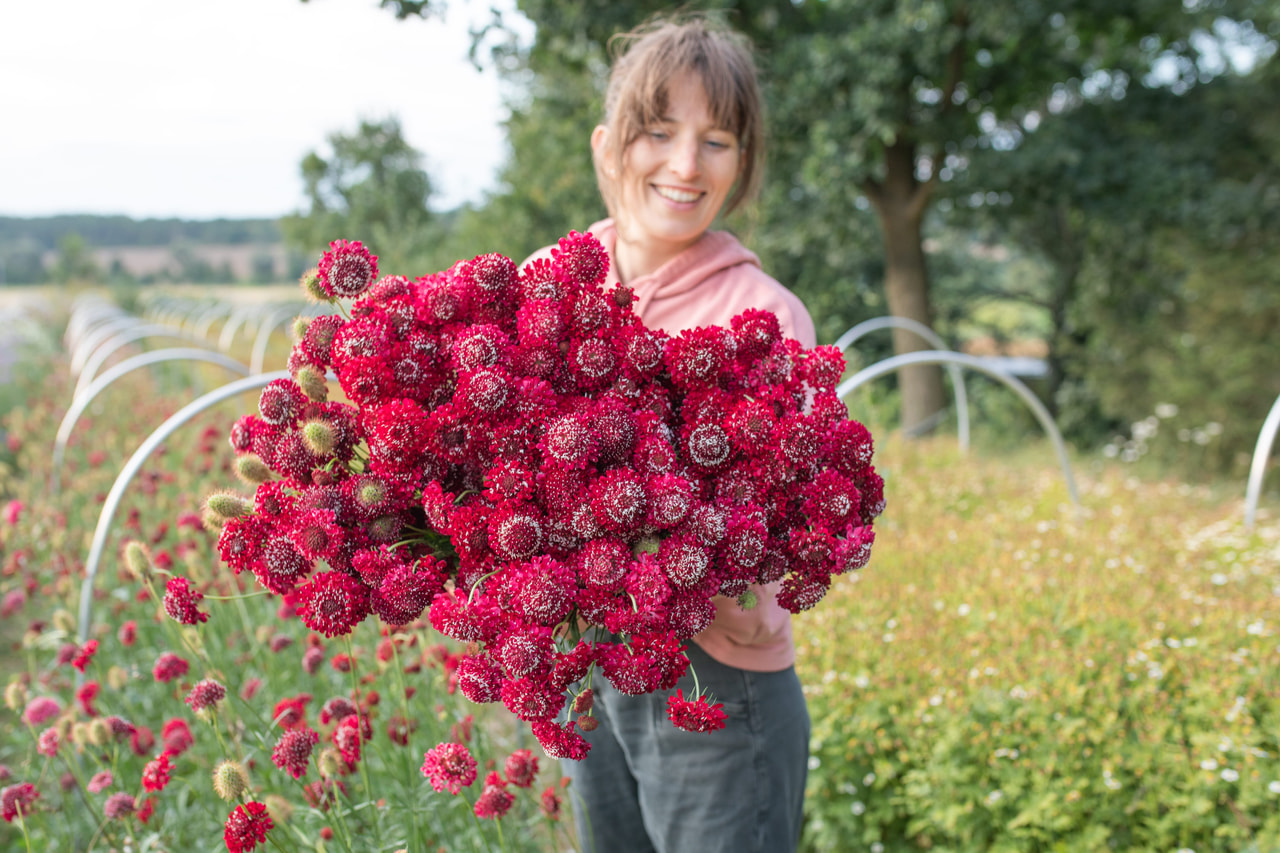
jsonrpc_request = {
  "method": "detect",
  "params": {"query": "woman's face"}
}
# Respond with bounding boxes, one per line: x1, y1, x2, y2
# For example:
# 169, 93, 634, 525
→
599, 73, 743, 272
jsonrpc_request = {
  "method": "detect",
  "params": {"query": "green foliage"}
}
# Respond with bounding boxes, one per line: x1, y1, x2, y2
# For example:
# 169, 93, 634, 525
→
799, 438, 1280, 852
0, 215, 281, 250
280, 116, 436, 276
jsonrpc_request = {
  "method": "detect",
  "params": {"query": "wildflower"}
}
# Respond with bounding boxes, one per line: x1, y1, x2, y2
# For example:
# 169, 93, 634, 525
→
667, 689, 728, 733
142, 752, 173, 792
295, 571, 370, 637
272, 694, 311, 730
36, 728, 58, 757
1, 782, 38, 822
161, 718, 193, 755
333, 715, 362, 764
474, 771, 515, 819
185, 679, 227, 713
87, 771, 114, 793
163, 576, 209, 625
540, 785, 562, 821
272, 728, 318, 780
23, 696, 60, 727
224, 801, 274, 853
118, 620, 137, 646
504, 749, 539, 788
317, 239, 378, 300
421, 742, 477, 794
76, 682, 100, 717
153, 652, 190, 683
103, 791, 135, 820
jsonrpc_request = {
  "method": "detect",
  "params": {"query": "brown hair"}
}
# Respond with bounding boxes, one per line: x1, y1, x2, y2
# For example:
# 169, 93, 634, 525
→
595, 14, 765, 219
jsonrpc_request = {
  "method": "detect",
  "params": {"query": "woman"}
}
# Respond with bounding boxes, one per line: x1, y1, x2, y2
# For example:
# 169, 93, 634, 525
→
530, 16, 816, 853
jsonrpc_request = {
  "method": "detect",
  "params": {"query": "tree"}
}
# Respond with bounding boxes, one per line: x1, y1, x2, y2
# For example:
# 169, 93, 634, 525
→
280, 117, 435, 276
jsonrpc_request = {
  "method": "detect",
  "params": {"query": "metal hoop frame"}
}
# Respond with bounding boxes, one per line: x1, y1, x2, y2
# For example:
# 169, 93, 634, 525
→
1244, 393, 1280, 529
73, 325, 202, 400
835, 316, 970, 452
837, 350, 1081, 509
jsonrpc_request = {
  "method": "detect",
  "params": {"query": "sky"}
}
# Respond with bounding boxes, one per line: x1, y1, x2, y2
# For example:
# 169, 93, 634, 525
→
2, 0, 527, 220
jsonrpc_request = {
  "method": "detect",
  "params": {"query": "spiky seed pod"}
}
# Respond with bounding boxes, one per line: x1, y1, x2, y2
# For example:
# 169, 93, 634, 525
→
301, 420, 336, 456
318, 747, 344, 779
88, 718, 111, 746
123, 541, 154, 580
263, 794, 293, 825
356, 479, 388, 510
71, 722, 92, 746
736, 590, 759, 611
235, 454, 274, 485
291, 316, 311, 342
3, 680, 26, 711
51, 608, 76, 634
201, 506, 227, 533
205, 492, 252, 521
295, 365, 328, 401
300, 268, 329, 302
212, 760, 250, 801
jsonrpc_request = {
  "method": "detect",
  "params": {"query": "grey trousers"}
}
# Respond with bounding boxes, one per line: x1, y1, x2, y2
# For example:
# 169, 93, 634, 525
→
563, 640, 810, 853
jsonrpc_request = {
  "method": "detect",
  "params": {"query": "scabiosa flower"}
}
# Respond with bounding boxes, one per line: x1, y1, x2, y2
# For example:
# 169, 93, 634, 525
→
224, 801, 274, 853
36, 728, 59, 757
731, 308, 782, 358
551, 229, 608, 287
271, 694, 311, 730
142, 752, 173, 792
295, 571, 370, 638
682, 420, 732, 473
118, 620, 137, 646
421, 742, 477, 794
77, 682, 100, 717
22, 697, 60, 727
317, 239, 377, 299
588, 468, 647, 535
530, 720, 590, 761
1, 782, 38, 822
153, 652, 190, 683
540, 785, 562, 820
367, 398, 430, 469
667, 689, 728, 732
163, 576, 209, 625
333, 714, 363, 764
474, 771, 515, 820
507, 556, 576, 625
456, 654, 503, 704
318, 696, 358, 726
488, 507, 544, 562
372, 557, 446, 626
162, 718, 194, 755
504, 749, 538, 789
103, 791, 135, 820
185, 679, 227, 714
87, 770, 114, 793
264, 728, 316, 782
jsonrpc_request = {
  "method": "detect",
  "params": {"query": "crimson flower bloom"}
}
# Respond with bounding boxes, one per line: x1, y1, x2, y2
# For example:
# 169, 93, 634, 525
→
666, 689, 728, 733
272, 728, 318, 780
224, 801, 274, 853
142, 752, 172, 793
421, 742, 477, 794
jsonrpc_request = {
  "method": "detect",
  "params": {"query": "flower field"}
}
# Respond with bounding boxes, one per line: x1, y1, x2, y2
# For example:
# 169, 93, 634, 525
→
1, 295, 1278, 852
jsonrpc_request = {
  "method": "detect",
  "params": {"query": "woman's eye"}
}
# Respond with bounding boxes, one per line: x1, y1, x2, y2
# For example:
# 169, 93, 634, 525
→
647, 130, 669, 141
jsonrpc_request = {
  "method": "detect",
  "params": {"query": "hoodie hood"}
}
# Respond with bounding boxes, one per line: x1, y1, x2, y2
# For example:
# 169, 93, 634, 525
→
588, 219, 761, 320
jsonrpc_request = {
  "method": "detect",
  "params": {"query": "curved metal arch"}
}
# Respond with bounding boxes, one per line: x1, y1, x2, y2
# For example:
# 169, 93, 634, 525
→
76, 371, 290, 645
837, 351, 1080, 509
192, 303, 234, 340
1244, 393, 1280, 529
51, 349, 251, 493
66, 302, 126, 352
835, 316, 970, 453
74, 324, 203, 400
179, 301, 221, 336
70, 316, 154, 375
250, 305, 301, 374
71, 367, 344, 651
218, 304, 261, 352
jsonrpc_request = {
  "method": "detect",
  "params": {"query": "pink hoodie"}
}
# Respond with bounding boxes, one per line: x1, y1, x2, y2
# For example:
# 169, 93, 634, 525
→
533, 219, 816, 673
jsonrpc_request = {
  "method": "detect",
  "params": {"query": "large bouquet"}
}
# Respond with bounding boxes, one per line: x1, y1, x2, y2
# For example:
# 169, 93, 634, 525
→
212, 231, 881, 759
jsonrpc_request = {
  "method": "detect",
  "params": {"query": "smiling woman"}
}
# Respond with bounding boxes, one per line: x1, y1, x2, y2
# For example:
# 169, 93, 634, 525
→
524, 15, 816, 853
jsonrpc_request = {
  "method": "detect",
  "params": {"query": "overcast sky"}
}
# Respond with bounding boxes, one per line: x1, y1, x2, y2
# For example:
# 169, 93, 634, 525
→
2, 0, 527, 220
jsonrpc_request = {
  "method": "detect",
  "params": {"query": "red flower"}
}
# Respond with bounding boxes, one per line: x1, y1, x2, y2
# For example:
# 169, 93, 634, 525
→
473, 771, 515, 820
70, 639, 98, 672
503, 749, 538, 789
152, 652, 190, 683
272, 728, 318, 780
421, 742, 477, 794
161, 718, 193, 755
295, 571, 370, 638
76, 682, 100, 717
317, 239, 378, 299
224, 801, 274, 853
142, 752, 172, 792
163, 577, 209, 625
271, 694, 311, 730
185, 679, 227, 713
103, 791, 135, 820
22, 697, 60, 727
333, 715, 362, 764
118, 620, 137, 646
667, 689, 728, 733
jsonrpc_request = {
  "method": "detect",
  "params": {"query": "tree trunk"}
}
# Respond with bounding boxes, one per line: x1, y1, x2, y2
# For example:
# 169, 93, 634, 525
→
865, 139, 946, 435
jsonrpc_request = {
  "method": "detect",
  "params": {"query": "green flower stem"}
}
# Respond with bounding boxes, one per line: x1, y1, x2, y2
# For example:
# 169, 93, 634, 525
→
202, 590, 270, 601
15, 808, 33, 853
343, 632, 385, 850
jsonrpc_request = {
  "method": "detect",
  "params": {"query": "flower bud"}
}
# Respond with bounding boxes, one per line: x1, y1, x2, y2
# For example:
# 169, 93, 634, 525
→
318, 747, 344, 778
367, 515, 400, 544
4, 680, 26, 711
572, 689, 594, 713
212, 760, 249, 801
736, 590, 759, 611
577, 715, 599, 733
205, 492, 252, 521
71, 722, 92, 746
295, 365, 328, 402
89, 718, 111, 746
263, 793, 293, 825
51, 608, 76, 635
302, 420, 336, 456
300, 268, 330, 302
235, 454, 274, 485
123, 541, 153, 580
201, 506, 227, 533
291, 316, 311, 342
107, 666, 128, 690
356, 479, 388, 509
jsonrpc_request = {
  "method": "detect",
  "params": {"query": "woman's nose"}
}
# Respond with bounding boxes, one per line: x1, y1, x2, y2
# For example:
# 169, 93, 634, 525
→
669, 135, 700, 180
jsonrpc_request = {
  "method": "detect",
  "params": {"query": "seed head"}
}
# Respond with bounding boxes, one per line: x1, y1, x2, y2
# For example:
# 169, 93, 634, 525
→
295, 366, 328, 401
300, 268, 329, 302
89, 719, 111, 746
212, 760, 249, 801
235, 454, 274, 485
205, 492, 252, 521
291, 316, 311, 342
51, 609, 76, 634
301, 420, 336, 456
3, 681, 26, 711
736, 590, 759, 611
